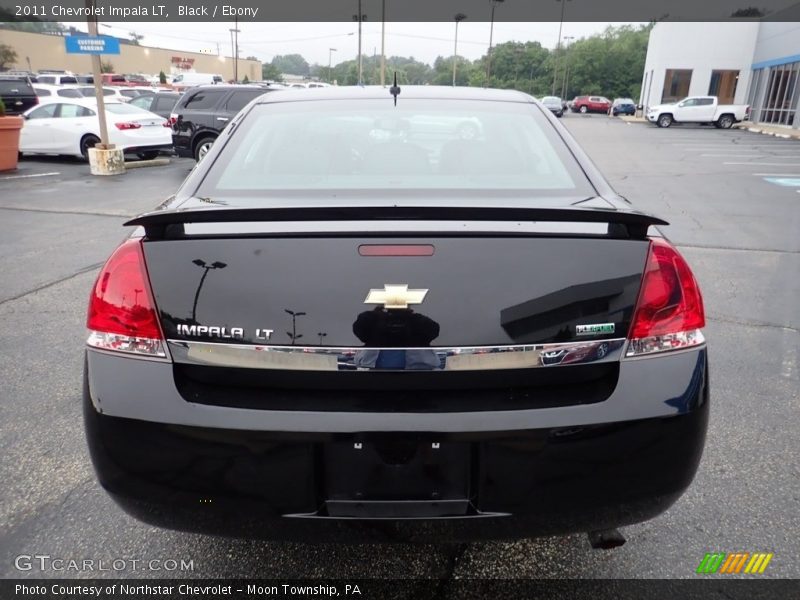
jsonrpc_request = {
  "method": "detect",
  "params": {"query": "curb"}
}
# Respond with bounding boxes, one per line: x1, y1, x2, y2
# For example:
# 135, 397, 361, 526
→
734, 123, 800, 140
123, 158, 172, 170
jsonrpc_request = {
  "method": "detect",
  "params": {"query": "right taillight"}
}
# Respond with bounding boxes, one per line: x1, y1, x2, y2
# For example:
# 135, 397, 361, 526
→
86, 238, 167, 359
625, 237, 705, 357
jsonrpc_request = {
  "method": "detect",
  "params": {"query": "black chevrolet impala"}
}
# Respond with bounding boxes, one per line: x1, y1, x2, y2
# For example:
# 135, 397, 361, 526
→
84, 86, 708, 544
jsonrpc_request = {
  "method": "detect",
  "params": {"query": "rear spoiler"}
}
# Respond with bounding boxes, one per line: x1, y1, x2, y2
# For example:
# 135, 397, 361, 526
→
125, 205, 668, 240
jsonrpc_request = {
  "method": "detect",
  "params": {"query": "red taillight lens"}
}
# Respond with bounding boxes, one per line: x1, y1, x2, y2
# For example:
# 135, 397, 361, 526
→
114, 122, 141, 130
86, 239, 166, 358
626, 238, 705, 357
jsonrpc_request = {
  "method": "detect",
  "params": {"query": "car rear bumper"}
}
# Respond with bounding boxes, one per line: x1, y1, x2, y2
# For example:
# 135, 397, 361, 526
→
84, 347, 709, 541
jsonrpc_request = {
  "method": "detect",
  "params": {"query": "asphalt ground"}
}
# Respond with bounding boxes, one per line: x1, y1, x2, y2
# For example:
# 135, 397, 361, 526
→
0, 116, 798, 584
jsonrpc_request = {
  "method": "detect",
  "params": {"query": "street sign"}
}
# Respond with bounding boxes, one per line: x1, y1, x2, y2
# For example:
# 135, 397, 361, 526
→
64, 35, 121, 55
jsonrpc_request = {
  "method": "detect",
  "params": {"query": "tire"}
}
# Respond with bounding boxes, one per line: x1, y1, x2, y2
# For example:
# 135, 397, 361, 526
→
657, 114, 673, 128
136, 150, 160, 161
80, 134, 101, 160
717, 114, 734, 129
193, 136, 216, 161
457, 122, 479, 140
579, 105, 588, 114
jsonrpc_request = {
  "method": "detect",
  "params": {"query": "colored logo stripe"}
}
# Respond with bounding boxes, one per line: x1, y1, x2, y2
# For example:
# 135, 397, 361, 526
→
696, 552, 773, 574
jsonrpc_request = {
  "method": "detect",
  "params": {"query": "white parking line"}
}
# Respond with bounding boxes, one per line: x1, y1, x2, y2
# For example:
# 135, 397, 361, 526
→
751, 172, 800, 176
0, 171, 61, 181
700, 154, 766, 157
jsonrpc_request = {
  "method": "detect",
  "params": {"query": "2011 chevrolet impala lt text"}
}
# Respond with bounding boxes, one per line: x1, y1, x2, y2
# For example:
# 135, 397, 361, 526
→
83, 86, 708, 545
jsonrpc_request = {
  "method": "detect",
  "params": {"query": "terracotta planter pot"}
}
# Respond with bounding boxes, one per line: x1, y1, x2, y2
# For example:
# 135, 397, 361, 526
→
0, 116, 24, 172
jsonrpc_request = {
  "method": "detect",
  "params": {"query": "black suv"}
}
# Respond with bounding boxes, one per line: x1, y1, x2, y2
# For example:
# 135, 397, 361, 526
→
0, 76, 38, 115
171, 85, 275, 160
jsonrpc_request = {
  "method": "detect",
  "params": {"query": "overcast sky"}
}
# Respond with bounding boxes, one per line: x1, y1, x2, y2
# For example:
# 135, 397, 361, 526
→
73, 22, 644, 66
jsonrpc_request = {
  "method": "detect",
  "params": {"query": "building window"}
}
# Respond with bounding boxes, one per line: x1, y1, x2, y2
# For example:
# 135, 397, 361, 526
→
708, 70, 739, 104
662, 69, 692, 103
756, 61, 800, 127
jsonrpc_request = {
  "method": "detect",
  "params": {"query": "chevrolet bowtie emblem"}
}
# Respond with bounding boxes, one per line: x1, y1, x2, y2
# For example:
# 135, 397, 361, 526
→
364, 284, 428, 310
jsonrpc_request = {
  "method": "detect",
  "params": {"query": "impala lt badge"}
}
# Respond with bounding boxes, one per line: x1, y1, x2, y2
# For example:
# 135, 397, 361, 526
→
364, 284, 428, 310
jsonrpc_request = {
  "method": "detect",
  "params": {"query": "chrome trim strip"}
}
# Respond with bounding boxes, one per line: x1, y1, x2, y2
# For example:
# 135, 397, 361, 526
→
166, 338, 627, 372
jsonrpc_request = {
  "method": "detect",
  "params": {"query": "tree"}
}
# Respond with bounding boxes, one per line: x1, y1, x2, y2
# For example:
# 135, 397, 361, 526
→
0, 43, 17, 71
129, 31, 144, 45
100, 60, 114, 74
158, 70, 167, 84
261, 63, 282, 82
271, 54, 310, 76
242, 75, 249, 84
0, 19, 65, 35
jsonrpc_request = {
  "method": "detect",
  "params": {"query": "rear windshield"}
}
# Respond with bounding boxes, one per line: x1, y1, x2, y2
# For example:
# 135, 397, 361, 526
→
199, 99, 593, 195
0, 80, 34, 94
105, 103, 153, 116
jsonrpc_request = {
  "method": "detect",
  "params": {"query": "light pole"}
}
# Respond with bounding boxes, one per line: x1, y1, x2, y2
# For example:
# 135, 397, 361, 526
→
485, 0, 504, 83
318, 332, 328, 345
551, 0, 571, 95
328, 48, 337, 83
191, 259, 227, 323
229, 20, 240, 82
453, 13, 466, 87
353, 0, 366, 85
285, 309, 307, 345
561, 35, 575, 99
380, 0, 386, 86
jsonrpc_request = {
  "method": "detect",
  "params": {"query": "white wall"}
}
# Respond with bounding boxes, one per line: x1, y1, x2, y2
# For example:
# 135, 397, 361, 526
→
641, 22, 760, 108
752, 23, 800, 65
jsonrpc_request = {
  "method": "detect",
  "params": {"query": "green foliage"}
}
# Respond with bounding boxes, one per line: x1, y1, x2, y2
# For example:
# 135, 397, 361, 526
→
0, 97, 6, 117
242, 75, 249, 84
0, 20, 65, 35
261, 63, 283, 82
100, 61, 114, 74
158, 70, 167, 84
0, 43, 17, 70
261, 24, 652, 100
271, 54, 310, 76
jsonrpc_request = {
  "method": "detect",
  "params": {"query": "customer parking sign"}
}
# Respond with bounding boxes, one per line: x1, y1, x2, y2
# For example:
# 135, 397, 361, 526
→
64, 35, 121, 55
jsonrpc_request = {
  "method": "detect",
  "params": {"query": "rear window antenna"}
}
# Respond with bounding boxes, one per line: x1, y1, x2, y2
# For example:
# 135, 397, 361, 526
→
389, 72, 400, 106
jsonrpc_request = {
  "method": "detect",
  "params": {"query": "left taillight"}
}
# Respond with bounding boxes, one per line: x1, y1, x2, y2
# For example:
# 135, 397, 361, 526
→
625, 237, 705, 357
115, 121, 141, 130
86, 238, 167, 358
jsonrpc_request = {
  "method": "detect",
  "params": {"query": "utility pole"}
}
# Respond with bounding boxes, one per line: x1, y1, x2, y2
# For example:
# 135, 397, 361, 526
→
453, 13, 466, 87
229, 17, 240, 82
328, 48, 337, 84
561, 36, 575, 99
353, 0, 366, 85
552, 0, 571, 95
486, 0, 504, 83
380, 0, 386, 86
84, 0, 109, 148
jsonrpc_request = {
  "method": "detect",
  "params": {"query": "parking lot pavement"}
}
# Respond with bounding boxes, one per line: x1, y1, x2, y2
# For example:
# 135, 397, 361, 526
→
0, 121, 798, 584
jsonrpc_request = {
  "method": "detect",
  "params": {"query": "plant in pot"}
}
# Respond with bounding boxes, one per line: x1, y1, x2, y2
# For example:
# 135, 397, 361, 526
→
0, 98, 25, 172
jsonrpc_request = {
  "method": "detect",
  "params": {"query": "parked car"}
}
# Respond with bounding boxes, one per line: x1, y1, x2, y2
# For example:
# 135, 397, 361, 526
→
32, 83, 86, 99
170, 72, 224, 91
0, 75, 38, 115
129, 91, 182, 120
540, 96, 564, 117
611, 98, 636, 116
76, 86, 135, 103
170, 84, 273, 160
646, 96, 750, 129
19, 98, 172, 160
34, 73, 79, 85
572, 95, 611, 114
84, 86, 709, 544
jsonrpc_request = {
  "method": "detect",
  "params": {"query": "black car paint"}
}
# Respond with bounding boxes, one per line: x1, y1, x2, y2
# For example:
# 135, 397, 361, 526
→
130, 91, 182, 120
84, 347, 709, 541
0, 76, 38, 115
170, 85, 274, 159
85, 87, 709, 541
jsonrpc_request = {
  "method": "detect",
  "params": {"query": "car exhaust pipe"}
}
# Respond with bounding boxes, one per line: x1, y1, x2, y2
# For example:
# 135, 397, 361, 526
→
587, 528, 626, 550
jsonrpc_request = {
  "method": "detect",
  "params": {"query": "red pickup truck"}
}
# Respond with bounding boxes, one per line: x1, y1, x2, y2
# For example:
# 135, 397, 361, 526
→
571, 96, 611, 114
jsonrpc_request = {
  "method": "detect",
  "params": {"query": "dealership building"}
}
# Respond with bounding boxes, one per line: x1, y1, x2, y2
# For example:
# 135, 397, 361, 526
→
640, 22, 800, 129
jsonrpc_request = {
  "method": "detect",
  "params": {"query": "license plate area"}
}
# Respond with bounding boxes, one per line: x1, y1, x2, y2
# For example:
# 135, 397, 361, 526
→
322, 438, 471, 517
